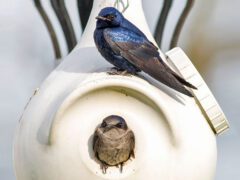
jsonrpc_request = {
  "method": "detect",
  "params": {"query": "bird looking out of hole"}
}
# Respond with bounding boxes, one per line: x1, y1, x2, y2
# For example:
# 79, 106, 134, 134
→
93, 115, 135, 173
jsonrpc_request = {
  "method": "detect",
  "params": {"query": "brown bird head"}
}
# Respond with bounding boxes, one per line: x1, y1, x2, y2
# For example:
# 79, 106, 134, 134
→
100, 115, 128, 132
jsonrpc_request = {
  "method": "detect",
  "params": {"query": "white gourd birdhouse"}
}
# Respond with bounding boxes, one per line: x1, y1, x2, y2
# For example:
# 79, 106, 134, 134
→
14, 0, 228, 179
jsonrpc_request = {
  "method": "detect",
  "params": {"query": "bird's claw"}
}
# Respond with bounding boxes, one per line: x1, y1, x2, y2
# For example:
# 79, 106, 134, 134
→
101, 163, 108, 174
120, 163, 123, 173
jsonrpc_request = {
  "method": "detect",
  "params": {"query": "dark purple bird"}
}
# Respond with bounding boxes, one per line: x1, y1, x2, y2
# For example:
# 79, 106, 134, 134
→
94, 7, 196, 97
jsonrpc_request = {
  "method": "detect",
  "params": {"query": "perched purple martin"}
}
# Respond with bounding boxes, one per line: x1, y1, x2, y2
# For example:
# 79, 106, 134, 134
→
94, 7, 197, 97
93, 115, 135, 174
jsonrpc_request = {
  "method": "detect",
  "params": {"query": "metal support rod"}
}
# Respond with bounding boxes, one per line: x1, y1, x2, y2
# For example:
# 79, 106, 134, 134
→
154, 0, 173, 49
34, 0, 61, 59
170, 0, 195, 49
51, 0, 77, 52
77, 0, 93, 31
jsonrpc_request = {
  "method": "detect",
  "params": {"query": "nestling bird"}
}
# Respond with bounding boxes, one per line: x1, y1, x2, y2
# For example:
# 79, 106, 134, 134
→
93, 115, 135, 173
94, 7, 197, 97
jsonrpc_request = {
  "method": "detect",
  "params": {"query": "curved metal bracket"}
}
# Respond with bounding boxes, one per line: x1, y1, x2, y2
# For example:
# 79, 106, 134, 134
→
50, 0, 77, 52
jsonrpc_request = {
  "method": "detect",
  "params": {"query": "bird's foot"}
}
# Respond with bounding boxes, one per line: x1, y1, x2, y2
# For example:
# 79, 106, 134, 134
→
116, 163, 124, 173
107, 68, 132, 76
100, 163, 108, 174
119, 163, 124, 173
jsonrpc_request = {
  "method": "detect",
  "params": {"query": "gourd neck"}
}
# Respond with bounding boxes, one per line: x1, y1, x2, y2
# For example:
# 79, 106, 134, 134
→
77, 0, 156, 49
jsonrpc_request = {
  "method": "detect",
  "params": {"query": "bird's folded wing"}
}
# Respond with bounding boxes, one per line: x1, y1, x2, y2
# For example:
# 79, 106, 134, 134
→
103, 27, 194, 97
127, 130, 135, 151
93, 131, 99, 154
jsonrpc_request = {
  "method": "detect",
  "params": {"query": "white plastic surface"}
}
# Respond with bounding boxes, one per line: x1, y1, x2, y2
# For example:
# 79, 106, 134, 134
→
14, 72, 217, 180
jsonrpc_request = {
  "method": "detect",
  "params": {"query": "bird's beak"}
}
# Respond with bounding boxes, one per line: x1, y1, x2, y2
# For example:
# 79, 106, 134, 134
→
95, 16, 111, 21
103, 125, 115, 132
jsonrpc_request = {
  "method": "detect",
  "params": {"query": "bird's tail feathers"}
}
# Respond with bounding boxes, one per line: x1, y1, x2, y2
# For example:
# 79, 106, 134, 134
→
172, 73, 197, 89
160, 58, 197, 90
145, 67, 194, 97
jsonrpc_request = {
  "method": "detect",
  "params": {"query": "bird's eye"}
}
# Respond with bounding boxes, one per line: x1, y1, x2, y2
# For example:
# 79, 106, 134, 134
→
101, 121, 107, 127
116, 123, 122, 128
107, 14, 115, 20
